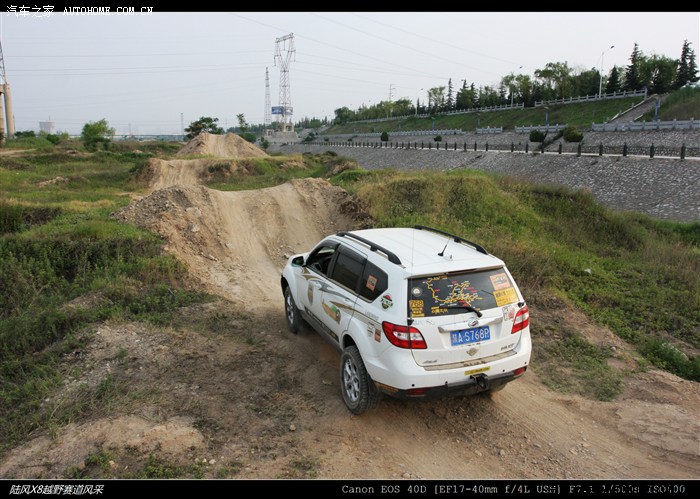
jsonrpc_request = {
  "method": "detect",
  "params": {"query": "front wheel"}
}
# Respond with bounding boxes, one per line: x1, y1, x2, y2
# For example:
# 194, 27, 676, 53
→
284, 286, 300, 334
340, 346, 380, 415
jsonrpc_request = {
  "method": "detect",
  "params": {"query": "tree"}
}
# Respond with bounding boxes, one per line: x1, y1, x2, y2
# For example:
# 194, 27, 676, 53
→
236, 113, 248, 133
646, 55, 678, 94
676, 39, 699, 89
427, 86, 445, 112
446, 78, 454, 111
81, 119, 115, 151
333, 107, 354, 125
606, 66, 622, 94
624, 43, 644, 91
185, 116, 224, 140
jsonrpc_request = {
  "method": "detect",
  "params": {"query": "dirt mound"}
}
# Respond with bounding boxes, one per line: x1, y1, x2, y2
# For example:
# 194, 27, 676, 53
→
115, 178, 371, 306
137, 158, 229, 191
176, 132, 268, 159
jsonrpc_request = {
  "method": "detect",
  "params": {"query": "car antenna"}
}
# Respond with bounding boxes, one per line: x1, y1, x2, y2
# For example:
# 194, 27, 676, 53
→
438, 237, 450, 257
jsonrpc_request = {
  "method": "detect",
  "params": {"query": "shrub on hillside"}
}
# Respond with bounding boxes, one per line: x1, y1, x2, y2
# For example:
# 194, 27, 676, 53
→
529, 130, 546, 143
563, 126, 583, 143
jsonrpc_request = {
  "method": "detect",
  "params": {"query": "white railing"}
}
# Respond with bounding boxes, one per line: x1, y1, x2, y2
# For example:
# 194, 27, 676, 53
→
591, 119, 699, 131
535, 89, 647, 107
515, 124, 567, 133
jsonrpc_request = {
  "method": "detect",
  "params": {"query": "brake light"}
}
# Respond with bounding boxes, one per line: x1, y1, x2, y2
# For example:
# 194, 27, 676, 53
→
511, 304, 530, 334
382, 322, 427, 349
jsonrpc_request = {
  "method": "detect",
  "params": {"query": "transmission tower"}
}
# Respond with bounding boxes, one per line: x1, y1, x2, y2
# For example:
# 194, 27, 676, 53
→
264, 67, 271, 127
0, 39, 15, 140
274, 33, 295, 131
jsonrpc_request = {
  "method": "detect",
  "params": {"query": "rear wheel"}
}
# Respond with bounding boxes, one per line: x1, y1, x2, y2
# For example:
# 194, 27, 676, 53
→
340, 346, 380, 415
284, 286, 300, 334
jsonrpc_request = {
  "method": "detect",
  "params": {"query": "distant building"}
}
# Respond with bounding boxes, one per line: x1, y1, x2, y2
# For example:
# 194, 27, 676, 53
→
39, 121, 56, 134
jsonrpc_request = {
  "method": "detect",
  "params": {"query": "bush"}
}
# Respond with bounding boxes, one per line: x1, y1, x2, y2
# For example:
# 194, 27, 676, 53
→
241, 132, 256, 143
562, 125, 583, 143
81, 119, 115, 151
434, 135, 442, 142
14, 131, 36, 139
529, 130, 546, 143
380, 131, 389, 142
46, 134, 61, 145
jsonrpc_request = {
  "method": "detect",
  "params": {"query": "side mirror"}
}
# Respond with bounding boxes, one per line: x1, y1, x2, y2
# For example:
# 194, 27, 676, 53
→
292, 256, 305, 267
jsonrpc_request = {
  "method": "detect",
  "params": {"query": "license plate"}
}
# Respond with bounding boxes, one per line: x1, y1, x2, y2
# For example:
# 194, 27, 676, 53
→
451, 326, 491, 346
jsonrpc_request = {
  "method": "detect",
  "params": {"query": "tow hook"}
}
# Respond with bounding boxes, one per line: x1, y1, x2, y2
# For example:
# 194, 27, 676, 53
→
471, 374, 490, 391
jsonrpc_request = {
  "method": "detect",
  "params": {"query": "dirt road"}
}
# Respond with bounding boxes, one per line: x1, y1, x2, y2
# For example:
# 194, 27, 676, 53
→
1, 149, 698, 480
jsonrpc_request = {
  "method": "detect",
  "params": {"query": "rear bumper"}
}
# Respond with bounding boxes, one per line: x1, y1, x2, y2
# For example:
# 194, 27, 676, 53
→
374, 369, 524, 399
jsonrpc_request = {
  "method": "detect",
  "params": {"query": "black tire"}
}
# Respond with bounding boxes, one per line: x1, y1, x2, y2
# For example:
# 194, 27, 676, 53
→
284, 286, 300, 334
340, 345, 380, 415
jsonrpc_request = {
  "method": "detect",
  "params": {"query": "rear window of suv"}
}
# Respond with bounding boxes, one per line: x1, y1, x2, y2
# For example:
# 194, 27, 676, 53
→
409, 267, 517, 317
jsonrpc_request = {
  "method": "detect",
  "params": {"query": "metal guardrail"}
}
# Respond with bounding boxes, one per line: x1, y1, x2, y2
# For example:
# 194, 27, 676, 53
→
591, 119, 700, 131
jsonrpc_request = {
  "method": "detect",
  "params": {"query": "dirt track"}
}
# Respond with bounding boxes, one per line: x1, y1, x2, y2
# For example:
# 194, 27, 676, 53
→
1, 140, 698, 480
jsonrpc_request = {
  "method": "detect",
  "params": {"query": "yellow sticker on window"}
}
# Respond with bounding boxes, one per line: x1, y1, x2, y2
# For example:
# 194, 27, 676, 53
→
494, 287, 517, 307
409, 299, 425, 317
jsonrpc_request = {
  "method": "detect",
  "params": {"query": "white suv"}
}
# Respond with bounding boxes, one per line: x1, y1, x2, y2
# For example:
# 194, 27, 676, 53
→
280, 226, 531, 414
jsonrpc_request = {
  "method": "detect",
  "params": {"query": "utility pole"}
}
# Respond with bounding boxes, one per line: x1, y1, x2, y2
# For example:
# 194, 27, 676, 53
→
599, 45, 615, 98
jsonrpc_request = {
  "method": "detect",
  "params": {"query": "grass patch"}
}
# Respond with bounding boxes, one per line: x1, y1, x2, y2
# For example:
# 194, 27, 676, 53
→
0, 148, 210, 458
282, 455, 319, 479
203, 152, 360, 191
534, 330, 624, 401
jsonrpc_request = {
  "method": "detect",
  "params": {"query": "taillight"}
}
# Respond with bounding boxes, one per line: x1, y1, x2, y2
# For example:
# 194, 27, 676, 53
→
382, 322, 427, 349
511, 304, 530, 334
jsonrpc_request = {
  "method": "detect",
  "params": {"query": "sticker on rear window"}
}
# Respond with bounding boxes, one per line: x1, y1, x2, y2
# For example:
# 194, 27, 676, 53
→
366, 275, 377, 291
410, 300, 425, 317
490, 272, 511, 290
494, 288, 517, 307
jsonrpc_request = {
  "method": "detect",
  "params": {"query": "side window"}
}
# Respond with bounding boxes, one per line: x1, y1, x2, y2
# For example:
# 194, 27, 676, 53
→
359, 262, 388, 301
306, 244, 337, 276
330, 252, 364, 292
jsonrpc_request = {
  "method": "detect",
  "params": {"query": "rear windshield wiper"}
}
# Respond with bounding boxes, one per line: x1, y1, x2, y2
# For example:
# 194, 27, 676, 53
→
439, 303, 483, 318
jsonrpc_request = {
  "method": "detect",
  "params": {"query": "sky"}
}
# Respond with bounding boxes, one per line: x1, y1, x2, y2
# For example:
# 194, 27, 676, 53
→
1, 11, 698, 136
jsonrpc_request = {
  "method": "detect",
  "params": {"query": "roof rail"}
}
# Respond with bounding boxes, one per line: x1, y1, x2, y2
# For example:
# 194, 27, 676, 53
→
413, 225, 489, 255
336, 232, 402, 265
